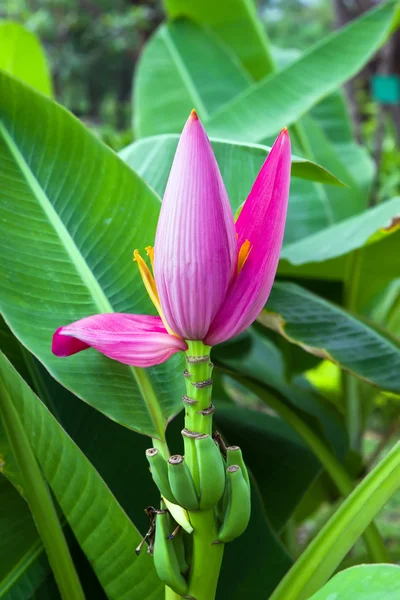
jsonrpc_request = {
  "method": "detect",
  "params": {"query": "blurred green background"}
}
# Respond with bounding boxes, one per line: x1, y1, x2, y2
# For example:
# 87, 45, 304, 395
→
2, 0, 398, 204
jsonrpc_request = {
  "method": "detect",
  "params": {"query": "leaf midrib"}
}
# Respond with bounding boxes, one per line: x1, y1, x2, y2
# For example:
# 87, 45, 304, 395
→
0, 121, 164, 439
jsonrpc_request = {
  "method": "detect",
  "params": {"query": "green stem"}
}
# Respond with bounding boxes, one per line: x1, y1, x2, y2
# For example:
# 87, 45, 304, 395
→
187, 510, 224, 600
343, 374, 362, 451
135, 366, 167, 443
183, 341, 213, 487
386, 291, 400, 328
0, 384, 85, 599
283, 516, 298, 559
343, 249, 364, 451
182, 341, 224, 600
153, 436, 170, 460
242, 377, 390, 563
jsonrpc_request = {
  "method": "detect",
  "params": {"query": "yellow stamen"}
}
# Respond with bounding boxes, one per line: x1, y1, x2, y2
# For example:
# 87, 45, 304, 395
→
145, 246, 155, 270
237, 239, 251, 274
133, 248, 163, 313
133, 248, 175, 336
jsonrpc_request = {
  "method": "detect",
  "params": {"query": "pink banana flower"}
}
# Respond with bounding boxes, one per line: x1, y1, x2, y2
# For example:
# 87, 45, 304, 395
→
52, 111, 291, 366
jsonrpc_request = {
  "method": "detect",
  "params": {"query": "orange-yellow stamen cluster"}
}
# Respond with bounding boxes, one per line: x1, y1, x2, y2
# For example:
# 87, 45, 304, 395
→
237, 239, 251, 274
133, 247, 175, 336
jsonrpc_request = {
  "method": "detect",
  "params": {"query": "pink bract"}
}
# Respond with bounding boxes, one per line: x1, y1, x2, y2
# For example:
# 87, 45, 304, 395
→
52, 113, 291, 367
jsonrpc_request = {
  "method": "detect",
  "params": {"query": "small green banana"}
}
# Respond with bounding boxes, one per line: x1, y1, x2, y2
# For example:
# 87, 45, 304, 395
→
170, 528, 189, 575
153, 510, 189, 596
168, 455, 199, 511
218, 465, 251, 543
195, 434, 226, 509
226, 445, 250, 488
146, 448, 176, 504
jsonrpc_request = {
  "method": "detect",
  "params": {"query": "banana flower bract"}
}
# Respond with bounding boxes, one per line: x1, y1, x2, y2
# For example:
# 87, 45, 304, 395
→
52, 111, 291, 365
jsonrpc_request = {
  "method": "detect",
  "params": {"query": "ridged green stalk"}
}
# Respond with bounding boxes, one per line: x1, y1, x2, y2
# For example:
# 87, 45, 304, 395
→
183, 341, 225, 600
182, 340, 213, 488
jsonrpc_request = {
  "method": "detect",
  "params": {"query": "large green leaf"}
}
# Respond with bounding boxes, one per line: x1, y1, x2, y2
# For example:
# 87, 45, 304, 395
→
0, 320, 161, 596
293, 116, 367, 221
311, 92, 354, 145
355, 229, 400, 315
270, 442, 400, 600
278, 220, 400, 293
310, 92, 375, 198
0, 353, 161, 600
282, 176, 336, 244
260, 282, 400, 393
0, 474, 51, 599
281, 196, 400, 265
0, 22, 52, 97
206, 1, 399, 142
162, 0, 275, 81
308, 565, 400, 600
134, 20, 251, 137
282, 115, 371, 243
0, 68, 185, 438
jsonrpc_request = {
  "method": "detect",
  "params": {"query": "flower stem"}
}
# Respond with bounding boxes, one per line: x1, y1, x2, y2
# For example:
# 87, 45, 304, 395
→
182, 341, 225, 600
135, 366, 168, 442
343, 248, 364, 451
187, 510, 224, 600
183, 341, 213, 486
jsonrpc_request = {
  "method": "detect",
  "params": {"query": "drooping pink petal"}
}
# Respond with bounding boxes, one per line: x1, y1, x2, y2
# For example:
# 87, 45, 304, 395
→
205, 129, 291, 346
52, 314, 187, 367
154, 110, 237, 341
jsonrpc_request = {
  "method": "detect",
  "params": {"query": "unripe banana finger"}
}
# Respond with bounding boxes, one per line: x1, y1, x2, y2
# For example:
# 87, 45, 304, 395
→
171, 528, 189, 575
226, 445, 250, 488
195, 434, 226, 509
153, 510, 189, 596
218, 465, 251, 543
168, 455, 199, 511
146, 448, 176, 504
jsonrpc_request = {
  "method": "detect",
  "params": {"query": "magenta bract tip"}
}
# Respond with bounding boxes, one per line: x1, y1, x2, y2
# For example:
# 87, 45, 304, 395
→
205, 129, 291, 346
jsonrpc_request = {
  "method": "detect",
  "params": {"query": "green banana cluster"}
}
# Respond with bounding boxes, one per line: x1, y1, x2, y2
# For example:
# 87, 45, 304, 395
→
145, 439, 251, 590
145, 434, 226, 511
